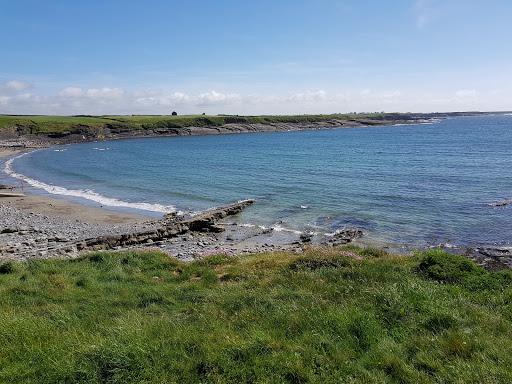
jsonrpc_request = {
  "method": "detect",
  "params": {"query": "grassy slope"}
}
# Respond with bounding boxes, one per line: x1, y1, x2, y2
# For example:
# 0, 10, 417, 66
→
1, 247, 511, 383
0, 114, 388, 135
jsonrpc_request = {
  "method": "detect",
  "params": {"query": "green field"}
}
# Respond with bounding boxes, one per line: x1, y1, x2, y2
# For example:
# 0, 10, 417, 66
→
1, 247, 511, 383
0, 113, 392, 135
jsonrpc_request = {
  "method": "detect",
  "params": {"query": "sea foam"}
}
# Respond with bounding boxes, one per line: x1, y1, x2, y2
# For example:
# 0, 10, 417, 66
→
4, 153, 177, 214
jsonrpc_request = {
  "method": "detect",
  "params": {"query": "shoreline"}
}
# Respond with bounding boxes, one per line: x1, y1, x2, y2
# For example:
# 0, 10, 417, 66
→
0, 148, 312, 261
0, 141, 386, 263
1, 122, 511, 269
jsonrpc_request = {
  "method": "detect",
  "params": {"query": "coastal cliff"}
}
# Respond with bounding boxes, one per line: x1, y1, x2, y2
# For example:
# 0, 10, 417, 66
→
0, 112, 440, 147
2, 111, 505, 148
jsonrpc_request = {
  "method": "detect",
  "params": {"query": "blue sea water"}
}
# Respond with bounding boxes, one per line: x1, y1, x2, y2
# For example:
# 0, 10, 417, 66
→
3, 115, 512, 248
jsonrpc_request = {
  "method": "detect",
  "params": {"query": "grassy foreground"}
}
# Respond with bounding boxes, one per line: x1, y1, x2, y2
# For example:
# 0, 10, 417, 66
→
1, 247, 512, 383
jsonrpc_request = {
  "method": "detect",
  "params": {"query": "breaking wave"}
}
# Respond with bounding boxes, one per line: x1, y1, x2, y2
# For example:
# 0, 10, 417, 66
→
3, 153, 177, 214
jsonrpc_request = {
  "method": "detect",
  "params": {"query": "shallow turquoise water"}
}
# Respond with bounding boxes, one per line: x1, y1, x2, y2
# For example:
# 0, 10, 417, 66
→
5, 115, 512, 247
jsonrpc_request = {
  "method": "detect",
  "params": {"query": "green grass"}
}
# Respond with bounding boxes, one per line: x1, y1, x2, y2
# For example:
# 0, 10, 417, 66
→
1, 247, 511, 383
0, 113, 397, 135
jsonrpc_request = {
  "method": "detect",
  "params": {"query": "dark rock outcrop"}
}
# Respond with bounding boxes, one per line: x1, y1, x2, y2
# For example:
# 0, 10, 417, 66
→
325, 228, 364, 246
465, 247, 512, 270
179, 199, 255, 232
67, 200, 255, 253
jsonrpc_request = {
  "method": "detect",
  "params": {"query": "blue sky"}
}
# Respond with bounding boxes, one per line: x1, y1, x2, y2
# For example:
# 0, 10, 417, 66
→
1, 0, 511, 114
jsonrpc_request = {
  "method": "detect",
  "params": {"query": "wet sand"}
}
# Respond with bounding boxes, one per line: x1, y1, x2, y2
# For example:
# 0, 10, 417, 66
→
0, 194, 149, 225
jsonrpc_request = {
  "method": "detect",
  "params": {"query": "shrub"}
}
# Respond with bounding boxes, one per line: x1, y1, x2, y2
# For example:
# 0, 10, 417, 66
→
0, 261, 15, 274
416, 250, 484, 283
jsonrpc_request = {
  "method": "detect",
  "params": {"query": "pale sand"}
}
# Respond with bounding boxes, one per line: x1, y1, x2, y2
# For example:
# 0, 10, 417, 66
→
0, 147, 24, 158
0, 195, 150, 225
1, 145, 152, 225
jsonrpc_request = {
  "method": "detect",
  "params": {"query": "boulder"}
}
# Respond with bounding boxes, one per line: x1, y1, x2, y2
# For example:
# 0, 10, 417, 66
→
327, 228, 363, 245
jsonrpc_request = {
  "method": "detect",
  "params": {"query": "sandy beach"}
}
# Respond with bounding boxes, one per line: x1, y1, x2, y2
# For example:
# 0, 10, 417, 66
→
1, 194, 149, 225
0, 147, 23, 159
0, 146, 150, 225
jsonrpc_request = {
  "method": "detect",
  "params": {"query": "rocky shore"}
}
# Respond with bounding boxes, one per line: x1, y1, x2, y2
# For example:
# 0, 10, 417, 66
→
2, 191, 509, 270
0, 198, 363, 261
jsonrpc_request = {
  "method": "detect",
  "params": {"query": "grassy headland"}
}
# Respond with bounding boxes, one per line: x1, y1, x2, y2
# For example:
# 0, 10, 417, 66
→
0, 113, 393, 134
0, 112, 501, 145
0, 113, 437, 143
1, 247, 511, 383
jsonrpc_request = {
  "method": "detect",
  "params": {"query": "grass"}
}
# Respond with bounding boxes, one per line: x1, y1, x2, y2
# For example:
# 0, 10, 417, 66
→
0, 113, 404, 135
1, 247, 512, 383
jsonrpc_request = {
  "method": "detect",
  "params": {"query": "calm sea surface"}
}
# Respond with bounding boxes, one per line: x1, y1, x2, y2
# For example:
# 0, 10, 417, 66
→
4, 115, 512, 247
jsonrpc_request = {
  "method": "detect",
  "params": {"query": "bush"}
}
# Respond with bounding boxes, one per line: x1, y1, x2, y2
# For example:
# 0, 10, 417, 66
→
0, 261, 15, 274
416, 250, 484, 283
415, 250, 512, 292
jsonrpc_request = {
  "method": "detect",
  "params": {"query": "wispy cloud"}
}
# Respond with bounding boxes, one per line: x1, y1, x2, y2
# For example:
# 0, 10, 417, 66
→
1, 80, 32, 93
196, 91, 241, 106
415, 0, 432, 28
286, 90, 328, 103
414, 0, 451, 29
455, 89, 478, 98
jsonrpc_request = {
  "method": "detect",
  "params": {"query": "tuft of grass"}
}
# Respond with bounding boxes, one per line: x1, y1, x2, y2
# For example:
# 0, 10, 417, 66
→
0, 248, 511, 383
0, 261, 15, 274
423, 312, 458, 333
359, 247, 389, 258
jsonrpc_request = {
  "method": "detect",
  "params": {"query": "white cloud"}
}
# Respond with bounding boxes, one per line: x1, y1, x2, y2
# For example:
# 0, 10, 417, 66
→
455, 89, 478, 98
196, 90, 241, 106
287, 90, 327, 103
0, 82, 508, 115
58, 87, 124, 99
85, 87, 124, 99
2, 80, 32, 93
135, 91, 190, 107
59, 87, 84, 97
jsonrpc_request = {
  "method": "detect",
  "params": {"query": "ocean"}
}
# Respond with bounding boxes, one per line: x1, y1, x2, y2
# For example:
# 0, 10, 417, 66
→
3, 115, 512, 248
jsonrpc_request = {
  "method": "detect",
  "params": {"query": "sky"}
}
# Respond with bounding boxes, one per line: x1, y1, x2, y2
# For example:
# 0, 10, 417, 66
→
0, 0, 511, 115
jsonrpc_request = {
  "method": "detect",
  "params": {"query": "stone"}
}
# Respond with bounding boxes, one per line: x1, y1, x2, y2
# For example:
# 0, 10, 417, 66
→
1, 228, 18, 234
326, 228, 363, 246
300, 233, 313, 243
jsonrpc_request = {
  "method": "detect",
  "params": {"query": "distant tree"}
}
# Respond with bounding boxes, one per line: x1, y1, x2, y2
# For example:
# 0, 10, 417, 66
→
171, 111, 178, 116
202, 112, 206, 115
